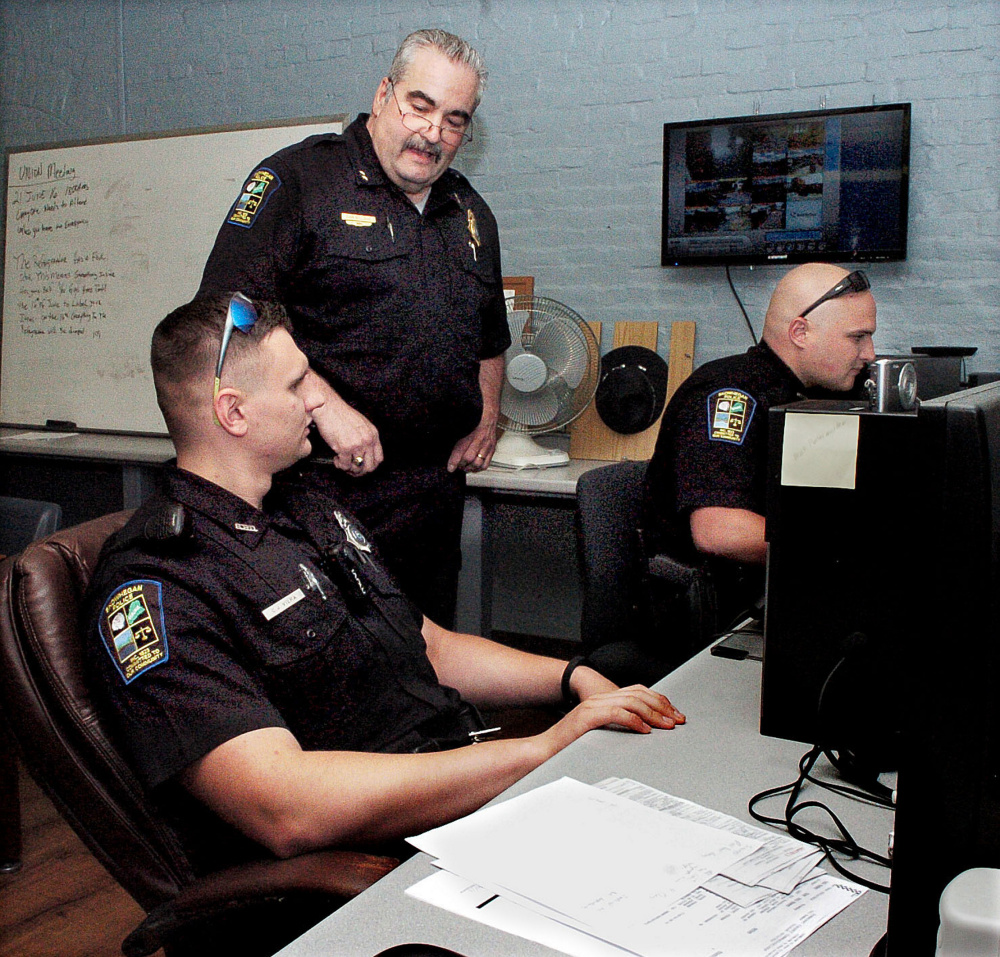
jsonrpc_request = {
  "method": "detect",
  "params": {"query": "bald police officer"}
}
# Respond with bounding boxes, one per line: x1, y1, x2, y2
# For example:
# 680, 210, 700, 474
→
641, 263, 877, 633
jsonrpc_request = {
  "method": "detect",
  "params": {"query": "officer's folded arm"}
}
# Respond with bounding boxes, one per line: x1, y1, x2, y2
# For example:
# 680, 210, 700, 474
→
689, 505, 767, 564
180, 632, 684, 860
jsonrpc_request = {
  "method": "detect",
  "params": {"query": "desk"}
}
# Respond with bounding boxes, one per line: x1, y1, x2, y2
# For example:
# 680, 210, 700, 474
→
459, 460, 612, 639
275, 650, 892, 956
0, 429, 174, 524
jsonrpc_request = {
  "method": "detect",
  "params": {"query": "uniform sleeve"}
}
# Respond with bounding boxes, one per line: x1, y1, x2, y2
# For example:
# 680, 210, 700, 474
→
670, 382, 764, 516
197, 154, 304, 302
90, 573, 286, 791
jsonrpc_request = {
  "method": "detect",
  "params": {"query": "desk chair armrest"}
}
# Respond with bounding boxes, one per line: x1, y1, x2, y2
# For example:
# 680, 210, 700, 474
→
646, 552, 707, 587
122, 849, 398, 957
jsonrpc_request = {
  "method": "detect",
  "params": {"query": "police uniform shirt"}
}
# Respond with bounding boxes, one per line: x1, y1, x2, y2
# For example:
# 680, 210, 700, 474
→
86, 467, 474, 871
641, 340, 805, 561
198, 114, 511, 464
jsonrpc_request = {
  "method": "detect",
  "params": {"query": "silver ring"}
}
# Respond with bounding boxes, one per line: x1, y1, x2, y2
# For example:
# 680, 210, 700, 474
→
476, 453, 485, 459
353, 455, 364, 467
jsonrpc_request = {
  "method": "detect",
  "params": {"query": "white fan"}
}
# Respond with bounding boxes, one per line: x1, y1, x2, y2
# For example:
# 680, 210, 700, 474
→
491, 296, 601, 469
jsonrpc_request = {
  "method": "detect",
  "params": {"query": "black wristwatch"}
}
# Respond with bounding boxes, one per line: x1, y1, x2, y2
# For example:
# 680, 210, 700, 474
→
561, 655, 590, 706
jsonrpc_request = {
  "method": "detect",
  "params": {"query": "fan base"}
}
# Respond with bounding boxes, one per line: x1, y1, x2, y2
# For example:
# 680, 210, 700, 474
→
490, 432, 570, 470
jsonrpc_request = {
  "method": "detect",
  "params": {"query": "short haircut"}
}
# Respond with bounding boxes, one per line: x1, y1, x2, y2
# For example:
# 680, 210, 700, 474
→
387, 29, 488, 109
151, 293, 291, 440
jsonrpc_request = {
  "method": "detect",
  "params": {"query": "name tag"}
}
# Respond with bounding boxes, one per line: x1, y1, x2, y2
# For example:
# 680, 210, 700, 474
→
341, 212, 376, 227
263, 588, 304, 621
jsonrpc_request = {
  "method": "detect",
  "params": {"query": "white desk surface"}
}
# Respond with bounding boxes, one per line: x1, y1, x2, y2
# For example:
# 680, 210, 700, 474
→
276, 650, 892, 957
0, 428, 174, 465
0, 434, 610, 493
467, 459, 615, 496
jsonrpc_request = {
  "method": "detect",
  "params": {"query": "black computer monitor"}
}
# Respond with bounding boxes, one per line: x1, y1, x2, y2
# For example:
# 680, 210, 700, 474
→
885, 381, 1000, 954
760, 400, 922, 766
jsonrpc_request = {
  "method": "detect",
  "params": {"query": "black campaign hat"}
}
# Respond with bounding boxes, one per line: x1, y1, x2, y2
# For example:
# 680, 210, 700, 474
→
594, 345, 670, 435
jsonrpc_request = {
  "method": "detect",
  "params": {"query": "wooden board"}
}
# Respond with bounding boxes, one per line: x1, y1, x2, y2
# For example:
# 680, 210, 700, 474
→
666, 320, 697, 404
569, 320, 696, 461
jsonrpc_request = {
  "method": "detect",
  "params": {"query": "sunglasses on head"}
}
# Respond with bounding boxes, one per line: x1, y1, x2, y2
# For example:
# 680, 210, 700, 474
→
799, 270, 870, 319
213, 292, 258, 402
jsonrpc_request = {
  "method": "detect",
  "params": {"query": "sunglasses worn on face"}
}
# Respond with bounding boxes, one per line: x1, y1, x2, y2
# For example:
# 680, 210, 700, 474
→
213, 292, 258, 402
799, 270, 871, 319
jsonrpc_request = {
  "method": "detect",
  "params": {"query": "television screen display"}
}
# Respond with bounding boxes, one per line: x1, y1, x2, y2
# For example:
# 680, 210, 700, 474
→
661, 103, 911, 267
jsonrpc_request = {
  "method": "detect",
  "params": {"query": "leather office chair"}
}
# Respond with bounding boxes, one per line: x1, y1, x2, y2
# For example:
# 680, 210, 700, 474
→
0, 495, 64, 873
0, 511, 397, 957
575, 461, 719, 686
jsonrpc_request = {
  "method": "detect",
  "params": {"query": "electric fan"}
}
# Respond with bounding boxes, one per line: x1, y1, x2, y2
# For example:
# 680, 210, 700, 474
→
491, 296, 601, 469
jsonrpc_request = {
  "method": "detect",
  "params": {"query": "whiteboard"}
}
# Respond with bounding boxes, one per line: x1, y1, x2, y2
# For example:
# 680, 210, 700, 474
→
1, 116, 347, 435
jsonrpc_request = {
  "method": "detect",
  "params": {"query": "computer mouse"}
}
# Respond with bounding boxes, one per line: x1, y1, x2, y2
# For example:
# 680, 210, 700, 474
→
373, 946, 467, 957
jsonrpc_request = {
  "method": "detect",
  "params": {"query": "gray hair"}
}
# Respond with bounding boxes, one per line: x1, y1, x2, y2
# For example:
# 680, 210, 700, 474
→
387, 29, 488, 110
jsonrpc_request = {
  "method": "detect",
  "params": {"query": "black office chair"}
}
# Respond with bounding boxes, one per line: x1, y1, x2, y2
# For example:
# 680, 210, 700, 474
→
0, 495, 63, 559
575, 461, 719, 685
0, 495, 63, 873
0, 512, 397, 956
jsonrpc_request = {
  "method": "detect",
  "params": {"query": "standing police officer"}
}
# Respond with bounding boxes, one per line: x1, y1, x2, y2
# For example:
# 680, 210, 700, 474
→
198, 30, 508, 627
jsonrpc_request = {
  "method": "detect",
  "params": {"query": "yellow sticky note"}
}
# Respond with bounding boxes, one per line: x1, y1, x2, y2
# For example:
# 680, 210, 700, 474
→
780, 412, 860, 489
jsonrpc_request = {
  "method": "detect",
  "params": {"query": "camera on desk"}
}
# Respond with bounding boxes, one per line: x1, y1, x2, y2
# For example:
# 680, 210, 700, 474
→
864, 358, 919, 413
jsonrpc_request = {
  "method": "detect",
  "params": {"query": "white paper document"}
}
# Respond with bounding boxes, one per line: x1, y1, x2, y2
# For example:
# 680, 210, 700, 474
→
409, 776, 762, 936
406, 777, 866, 957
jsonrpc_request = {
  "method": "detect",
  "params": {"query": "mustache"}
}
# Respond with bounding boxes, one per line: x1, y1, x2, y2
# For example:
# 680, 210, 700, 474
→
403, 134, 443, 160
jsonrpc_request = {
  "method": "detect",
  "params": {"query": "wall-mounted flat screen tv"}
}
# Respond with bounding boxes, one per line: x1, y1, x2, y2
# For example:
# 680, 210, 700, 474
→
661, 103, 911, 267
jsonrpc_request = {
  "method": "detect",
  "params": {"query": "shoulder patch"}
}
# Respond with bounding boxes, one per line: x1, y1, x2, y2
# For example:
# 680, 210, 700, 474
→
226, 167, 281, 228
707, 388, 757, 445
98, 580, 169, 684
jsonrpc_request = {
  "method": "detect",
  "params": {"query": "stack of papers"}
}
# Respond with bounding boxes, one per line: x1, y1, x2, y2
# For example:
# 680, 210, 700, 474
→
406, 776, 865, 957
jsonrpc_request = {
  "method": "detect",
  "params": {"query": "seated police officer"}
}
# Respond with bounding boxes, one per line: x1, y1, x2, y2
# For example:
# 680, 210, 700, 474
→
85, 293, 684, 876
641, 263, 877, 640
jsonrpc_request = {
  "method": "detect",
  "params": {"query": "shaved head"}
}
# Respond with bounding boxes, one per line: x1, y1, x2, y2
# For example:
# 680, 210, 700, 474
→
762, 263, 878, 391
763, 263, 859, 335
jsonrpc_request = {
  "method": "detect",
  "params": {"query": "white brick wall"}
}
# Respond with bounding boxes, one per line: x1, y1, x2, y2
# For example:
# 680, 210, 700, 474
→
2, 0, 998, 372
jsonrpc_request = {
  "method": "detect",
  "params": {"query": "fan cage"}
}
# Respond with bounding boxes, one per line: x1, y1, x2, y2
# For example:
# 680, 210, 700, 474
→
498, 296, 601, 435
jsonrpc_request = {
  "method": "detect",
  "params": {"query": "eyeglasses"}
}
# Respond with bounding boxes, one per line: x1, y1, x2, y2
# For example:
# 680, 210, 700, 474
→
213, 292, 258, 403
799, 270, 871, 318
389, 82, 473, 147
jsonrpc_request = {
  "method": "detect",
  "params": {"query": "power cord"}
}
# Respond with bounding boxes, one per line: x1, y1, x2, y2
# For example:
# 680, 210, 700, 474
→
748, 745, 893, 893
725, 265, 758, 345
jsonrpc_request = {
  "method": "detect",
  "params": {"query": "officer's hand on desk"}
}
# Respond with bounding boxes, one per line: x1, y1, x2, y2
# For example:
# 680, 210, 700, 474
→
312, 387, 384, 476
543, 685, 685, 755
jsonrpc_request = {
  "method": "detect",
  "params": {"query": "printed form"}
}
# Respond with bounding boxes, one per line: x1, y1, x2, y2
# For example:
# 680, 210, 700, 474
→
407, 777, 865, 957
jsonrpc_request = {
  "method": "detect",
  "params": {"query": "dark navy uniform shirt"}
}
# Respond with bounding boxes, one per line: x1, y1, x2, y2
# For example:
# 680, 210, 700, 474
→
198, 115, 510, 466
641, 340, 806, 562
86, 468, 477, 872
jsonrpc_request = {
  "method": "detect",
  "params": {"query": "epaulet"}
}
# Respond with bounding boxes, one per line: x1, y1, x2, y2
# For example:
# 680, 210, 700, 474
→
109, 499, 193, 555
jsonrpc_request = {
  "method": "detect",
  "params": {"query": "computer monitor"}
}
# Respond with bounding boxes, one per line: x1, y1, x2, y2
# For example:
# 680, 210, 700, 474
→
760, 400, 922, 770
884, 381, 1000, 954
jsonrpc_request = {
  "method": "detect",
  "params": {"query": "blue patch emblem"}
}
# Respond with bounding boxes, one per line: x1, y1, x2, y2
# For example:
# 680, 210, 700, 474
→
707, 388, 756, 445
99, 580, 169, 683
226, 167, 281, 228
